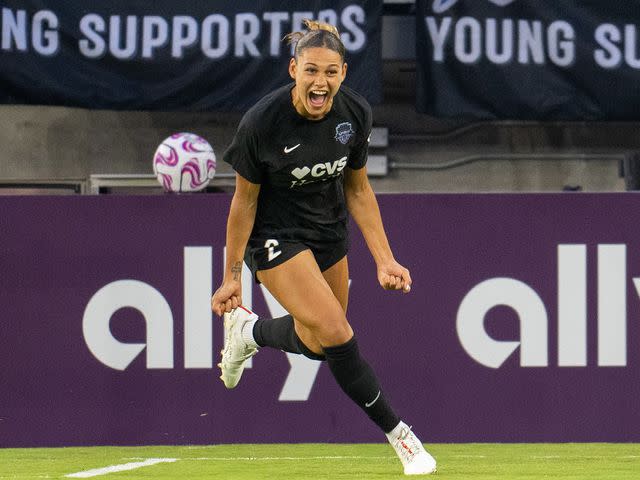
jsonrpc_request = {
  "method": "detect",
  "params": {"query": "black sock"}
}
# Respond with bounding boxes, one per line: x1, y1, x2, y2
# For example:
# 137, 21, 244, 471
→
253, 315, 326, 361
323, 336, 400, 433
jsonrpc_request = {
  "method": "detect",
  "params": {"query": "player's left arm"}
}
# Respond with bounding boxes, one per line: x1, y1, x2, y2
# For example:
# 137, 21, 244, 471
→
344, 166, 412, 293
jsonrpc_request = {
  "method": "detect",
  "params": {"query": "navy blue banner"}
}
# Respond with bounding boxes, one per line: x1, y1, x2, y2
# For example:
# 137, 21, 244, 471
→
416, 0, 640, 120
0, 1, 382, 111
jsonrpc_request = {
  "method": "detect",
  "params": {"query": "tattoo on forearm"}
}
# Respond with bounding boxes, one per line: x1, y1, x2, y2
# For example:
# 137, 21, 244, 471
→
231, 261, 242, 281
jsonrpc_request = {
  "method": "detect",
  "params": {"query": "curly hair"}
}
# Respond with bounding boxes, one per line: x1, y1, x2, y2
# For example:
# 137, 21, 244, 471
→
284, 19, 345, 62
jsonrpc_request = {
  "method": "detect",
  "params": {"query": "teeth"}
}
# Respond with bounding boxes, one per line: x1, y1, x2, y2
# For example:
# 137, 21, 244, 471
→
311, 90, 327, 95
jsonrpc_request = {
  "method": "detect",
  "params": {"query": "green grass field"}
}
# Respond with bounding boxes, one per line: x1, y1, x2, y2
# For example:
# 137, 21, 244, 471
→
1, 443, 638, 479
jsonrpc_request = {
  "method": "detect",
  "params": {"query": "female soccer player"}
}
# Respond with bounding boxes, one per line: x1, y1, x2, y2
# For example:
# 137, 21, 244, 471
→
211, 20, 436, 476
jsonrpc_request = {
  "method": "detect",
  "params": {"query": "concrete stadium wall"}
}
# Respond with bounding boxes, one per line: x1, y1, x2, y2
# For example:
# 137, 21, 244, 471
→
0, 100, 630, 194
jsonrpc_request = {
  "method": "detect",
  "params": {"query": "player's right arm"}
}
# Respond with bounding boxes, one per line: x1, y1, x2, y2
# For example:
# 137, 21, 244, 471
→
211, 173, 260, 316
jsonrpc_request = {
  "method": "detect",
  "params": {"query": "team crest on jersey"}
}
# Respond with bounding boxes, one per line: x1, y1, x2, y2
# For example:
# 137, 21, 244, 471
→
335, 122, 355, 145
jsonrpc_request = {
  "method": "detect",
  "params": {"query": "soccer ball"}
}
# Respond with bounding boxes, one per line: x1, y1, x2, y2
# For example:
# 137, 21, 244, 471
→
153, 132, 216, 193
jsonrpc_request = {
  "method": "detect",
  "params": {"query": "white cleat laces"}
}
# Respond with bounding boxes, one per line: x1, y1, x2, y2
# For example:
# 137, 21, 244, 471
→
387, 422, 437, 475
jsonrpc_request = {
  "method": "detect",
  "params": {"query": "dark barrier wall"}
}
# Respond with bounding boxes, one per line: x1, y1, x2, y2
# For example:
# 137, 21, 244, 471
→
416, 0, 640, 120
0, 1, 382, 110
1, 194, 639, 447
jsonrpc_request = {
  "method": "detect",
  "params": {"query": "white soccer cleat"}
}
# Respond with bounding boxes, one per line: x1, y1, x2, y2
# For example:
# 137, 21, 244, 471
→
386, 422, 437, 475
218, 306, 258, 389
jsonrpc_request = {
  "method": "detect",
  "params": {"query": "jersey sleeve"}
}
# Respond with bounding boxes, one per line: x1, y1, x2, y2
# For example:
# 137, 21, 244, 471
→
347, 102, 373, 170
222, 114, 263, 184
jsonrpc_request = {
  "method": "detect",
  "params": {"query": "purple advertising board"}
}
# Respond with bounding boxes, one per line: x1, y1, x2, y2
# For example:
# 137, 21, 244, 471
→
1, 193, 639, 447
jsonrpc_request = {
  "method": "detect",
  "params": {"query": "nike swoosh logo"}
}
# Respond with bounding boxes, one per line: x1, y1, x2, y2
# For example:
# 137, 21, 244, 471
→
365, 390, 381, 408
284, 143, 301, 153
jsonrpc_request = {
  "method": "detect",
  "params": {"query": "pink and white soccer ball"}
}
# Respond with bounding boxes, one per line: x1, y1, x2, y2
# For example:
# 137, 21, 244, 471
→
153, 132, 216, 192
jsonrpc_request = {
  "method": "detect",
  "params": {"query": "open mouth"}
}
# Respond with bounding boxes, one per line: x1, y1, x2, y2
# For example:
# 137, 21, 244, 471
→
309, 90, 328, 108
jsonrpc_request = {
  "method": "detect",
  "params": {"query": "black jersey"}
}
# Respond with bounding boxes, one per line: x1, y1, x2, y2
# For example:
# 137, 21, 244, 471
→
224, 82, 371, 244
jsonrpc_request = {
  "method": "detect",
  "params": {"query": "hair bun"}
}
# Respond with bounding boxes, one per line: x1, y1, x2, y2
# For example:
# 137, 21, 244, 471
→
303, 19, 340, 37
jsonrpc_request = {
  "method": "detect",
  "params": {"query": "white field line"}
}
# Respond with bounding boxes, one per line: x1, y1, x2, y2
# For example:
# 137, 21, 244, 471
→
64, 458, 178, 478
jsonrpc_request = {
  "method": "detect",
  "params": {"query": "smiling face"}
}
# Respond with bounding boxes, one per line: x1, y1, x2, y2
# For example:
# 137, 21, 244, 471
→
289, 47, 347, 121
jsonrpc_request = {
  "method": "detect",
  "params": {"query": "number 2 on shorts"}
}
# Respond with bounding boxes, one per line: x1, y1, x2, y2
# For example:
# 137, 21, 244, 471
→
265, 239, 282, 262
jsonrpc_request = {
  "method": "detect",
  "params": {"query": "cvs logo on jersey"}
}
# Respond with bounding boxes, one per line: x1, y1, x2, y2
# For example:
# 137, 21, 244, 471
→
290, 156, 347, 188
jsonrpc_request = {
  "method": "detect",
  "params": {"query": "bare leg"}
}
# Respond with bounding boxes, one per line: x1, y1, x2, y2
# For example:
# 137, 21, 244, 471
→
290, 255, 349, 354
257, 250, 352, 353
321, 255, 349, 313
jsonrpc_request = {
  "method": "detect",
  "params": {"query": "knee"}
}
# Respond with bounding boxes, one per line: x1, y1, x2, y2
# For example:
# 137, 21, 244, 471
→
315, 313, 353, 347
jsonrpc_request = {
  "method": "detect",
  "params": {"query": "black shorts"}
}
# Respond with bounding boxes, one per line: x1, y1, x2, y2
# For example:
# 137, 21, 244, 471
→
244, 237, 348, 283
